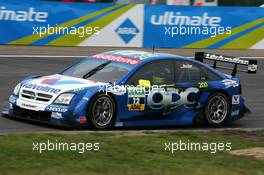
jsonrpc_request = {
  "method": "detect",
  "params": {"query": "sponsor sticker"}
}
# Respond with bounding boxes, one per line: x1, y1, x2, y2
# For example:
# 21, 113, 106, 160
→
232, 95, 240, 104
222, 79, 239, 88
42, 78, 85, 86
108, 50, 158, 60
128, 104, 145, 111
41, 78, 61, 85
231, 110, 240, 116
51, 112, 63, 119
20, 102, 38, 110
17, 99, 46, 111
115, 122, 123, 127
180, 64, 192, 69
21, 83, 61, 94
46, 105, 68, 113
73, 87, 85, 92
205, 53, 249, 65
198, 81, 208, 89
127, 87, 145, 111
92, 53, 141, 65
128, 87, 145, 98
147, 87, 199, 111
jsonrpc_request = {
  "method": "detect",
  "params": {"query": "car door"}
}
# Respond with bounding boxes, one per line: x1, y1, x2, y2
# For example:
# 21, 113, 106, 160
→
174, 60, 209, 109
123, 59, 175, 120
142, 60, 204, 116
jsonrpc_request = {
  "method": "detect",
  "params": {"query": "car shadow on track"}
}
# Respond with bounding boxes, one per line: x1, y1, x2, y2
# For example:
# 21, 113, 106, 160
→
1, 113, 242, 132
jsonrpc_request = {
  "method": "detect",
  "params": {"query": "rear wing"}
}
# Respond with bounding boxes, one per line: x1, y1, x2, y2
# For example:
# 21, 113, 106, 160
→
195, 52, 258, 76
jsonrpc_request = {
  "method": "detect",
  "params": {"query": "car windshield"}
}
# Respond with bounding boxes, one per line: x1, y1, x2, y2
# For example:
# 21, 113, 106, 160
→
61, 58, 133, 83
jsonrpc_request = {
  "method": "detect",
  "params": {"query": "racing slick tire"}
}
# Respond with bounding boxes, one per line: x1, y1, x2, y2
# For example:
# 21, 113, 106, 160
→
88, 93, 116, 130
205, 92, 231, 127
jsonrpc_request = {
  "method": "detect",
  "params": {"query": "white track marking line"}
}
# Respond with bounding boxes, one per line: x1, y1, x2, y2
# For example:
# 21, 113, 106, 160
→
0, 55, 263, 59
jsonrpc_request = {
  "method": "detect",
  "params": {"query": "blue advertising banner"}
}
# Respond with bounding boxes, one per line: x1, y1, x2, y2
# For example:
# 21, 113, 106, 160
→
0, 0, 263, 49
144, 5, 264, 49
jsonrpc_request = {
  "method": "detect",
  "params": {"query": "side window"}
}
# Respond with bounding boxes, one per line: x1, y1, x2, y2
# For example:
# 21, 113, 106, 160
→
201, 67, 222, 81
175, 61, 204, 83
127, 60, 174, 86
175, 61, 221, 83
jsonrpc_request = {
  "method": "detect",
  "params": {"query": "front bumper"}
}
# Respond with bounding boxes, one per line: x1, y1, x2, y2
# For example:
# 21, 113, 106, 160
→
2, 105, 87, 128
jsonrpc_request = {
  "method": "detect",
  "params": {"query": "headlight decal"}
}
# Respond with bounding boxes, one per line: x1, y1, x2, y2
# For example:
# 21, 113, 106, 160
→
13, 83, 21, 96
53, 93, 75, 105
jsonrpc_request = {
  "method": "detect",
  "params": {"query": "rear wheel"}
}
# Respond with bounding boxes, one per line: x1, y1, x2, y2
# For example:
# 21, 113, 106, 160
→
88, 94, 116, 130
205, 92, 230, 126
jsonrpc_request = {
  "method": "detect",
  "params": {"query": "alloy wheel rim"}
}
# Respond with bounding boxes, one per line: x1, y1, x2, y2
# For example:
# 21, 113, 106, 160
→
208, 95, 228, 124
92, 96, 113, 127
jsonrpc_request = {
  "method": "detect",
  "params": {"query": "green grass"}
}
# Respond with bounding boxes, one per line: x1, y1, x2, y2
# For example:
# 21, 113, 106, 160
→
0, 130, 263, 175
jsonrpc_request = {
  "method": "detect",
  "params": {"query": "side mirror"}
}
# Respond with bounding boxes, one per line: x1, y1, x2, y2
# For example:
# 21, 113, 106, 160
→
138, 79, 151, 87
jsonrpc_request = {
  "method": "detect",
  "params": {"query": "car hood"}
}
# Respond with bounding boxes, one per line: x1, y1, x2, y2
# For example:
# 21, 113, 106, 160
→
20, 74, 107, 96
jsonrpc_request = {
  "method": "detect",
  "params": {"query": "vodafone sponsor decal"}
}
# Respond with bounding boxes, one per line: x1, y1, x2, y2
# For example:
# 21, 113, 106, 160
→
92, 54, 141, 65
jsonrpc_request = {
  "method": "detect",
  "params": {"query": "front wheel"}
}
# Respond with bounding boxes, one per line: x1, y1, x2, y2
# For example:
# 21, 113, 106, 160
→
205, 92, 230, 126
88, 94, 116, 130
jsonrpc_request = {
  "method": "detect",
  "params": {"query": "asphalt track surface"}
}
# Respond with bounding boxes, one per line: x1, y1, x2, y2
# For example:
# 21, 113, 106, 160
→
0, 46, 263, 133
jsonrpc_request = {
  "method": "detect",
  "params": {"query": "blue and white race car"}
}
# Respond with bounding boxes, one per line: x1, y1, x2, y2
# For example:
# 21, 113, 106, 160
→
2, 50, 258, 129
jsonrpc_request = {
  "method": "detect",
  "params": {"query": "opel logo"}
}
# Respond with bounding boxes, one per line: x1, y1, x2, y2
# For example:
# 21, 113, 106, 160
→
29, 93, 36, 99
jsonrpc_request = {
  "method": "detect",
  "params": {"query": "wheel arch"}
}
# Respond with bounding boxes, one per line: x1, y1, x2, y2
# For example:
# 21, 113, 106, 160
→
197, 88, 231, 108
86, 91, 118, 118
208, 89, 232, 107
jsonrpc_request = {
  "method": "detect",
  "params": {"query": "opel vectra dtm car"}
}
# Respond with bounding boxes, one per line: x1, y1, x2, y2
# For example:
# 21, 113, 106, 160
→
2, 50, 258, 129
